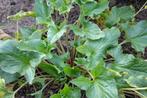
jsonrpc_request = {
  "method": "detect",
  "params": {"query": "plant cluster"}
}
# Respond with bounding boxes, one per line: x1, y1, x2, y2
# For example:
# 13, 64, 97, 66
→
0, 0, 147, 98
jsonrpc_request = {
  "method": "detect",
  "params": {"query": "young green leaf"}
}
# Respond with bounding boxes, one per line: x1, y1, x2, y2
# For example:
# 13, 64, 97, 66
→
109, 45, 135, 65
60, 84, 81, 98
81, 0, 109, 17
106, 6, 135, 26
71, 76, 92, 90
39, 62, 61, 77
72, 21, 105, 40
64, 66, 81, 77
77, 27, 120, 69
30, 77, 46, 98
47, 25, 67, 44
51, 84, 81, 98
113, 59, 147, 88
17, 39, 48, 54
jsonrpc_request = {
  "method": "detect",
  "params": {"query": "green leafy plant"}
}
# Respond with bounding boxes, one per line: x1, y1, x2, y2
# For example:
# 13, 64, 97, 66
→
1, 0, 147, 98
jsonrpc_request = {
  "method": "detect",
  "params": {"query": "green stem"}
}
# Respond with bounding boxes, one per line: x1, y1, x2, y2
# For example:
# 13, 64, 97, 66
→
41, 79, 54, 91
13, 82, 27, 98
119, 40, 127, 46
121, 89, 146, 98
56, 45, 62, 54
78, 66, 95, 80
121, 87, 147, 91
58, 40, 65, 53
134, 1, 147, 17
65, 28, 70, 52
108, 69, 122, 77
16, 21, 19, 40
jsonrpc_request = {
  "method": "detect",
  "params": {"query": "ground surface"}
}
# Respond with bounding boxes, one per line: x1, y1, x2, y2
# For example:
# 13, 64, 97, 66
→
0, 0, 147, 98
0, 0, 34, 36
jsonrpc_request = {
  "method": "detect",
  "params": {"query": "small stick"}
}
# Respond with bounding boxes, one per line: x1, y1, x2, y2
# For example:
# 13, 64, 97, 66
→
134, 1, 147, 17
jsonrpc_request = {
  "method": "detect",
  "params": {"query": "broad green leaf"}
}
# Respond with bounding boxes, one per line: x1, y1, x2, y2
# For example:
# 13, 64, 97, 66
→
48, 53, 69, 68
0, 40, 44, 83
0, 69, 19, 84
106, 7, 119, 26
125, 75, 147, 88
86, 79, 118, 98
118, 6, 135, 20
121, 20, 147, 52
38, 62, 61, 77
123, 59, 147, 87
109, 45, 135, 65
17, 39, 48, 54
71, 76, 92, 90
81, 0, 109, 17
75, 58, 89, 66
113, 59, 147, 88
47, 24, 67, 44
77, 27, 120, 69
72, 21, 105, 40
114, 76, 129, 89
19, 28, 54, 55
106, 6, 135, 26
29, 31, 43, 40
77, 27, 120, 56
35, 0, 49, 17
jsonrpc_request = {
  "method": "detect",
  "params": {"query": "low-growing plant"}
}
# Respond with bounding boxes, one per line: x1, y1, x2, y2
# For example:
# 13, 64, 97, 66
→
0, 0, 147, 98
